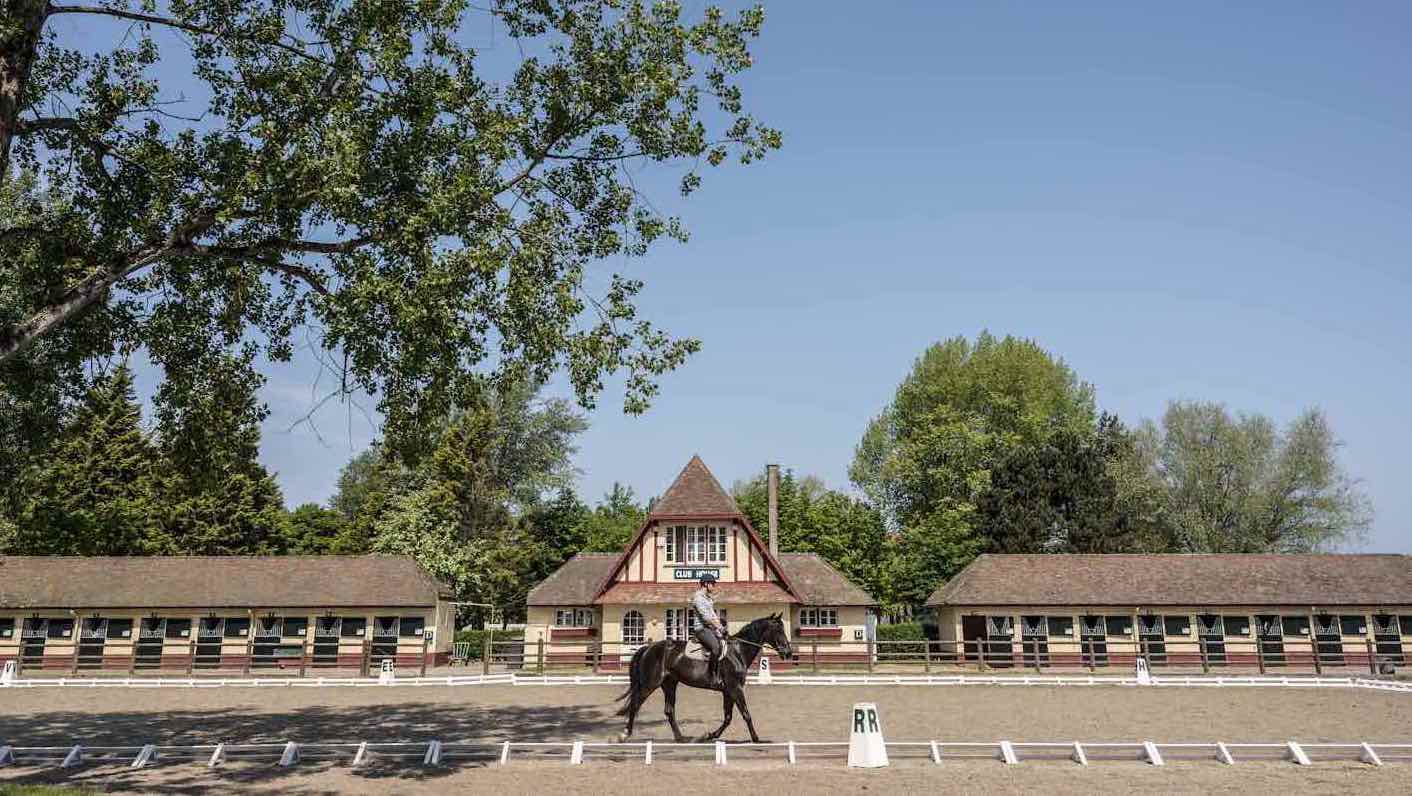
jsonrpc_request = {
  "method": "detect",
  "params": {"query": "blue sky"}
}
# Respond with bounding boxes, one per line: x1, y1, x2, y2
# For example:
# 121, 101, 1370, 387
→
238, 2, 1412, 551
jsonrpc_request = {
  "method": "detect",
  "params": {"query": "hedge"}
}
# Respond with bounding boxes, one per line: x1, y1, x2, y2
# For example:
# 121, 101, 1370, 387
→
876, 622, 926, 655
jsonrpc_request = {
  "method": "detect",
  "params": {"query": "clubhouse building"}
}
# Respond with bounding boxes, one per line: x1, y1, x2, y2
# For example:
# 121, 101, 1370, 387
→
525, 456, 878, 667
928, 553, 1412, 667
0, 555, 456, 672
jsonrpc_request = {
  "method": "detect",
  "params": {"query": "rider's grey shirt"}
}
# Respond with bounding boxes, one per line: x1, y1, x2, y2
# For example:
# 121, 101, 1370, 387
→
691, 587, 720, 629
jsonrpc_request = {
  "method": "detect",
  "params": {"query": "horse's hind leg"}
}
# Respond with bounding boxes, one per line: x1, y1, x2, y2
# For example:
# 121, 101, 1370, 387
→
661, 678, 687, 743
704, 691, 735, 740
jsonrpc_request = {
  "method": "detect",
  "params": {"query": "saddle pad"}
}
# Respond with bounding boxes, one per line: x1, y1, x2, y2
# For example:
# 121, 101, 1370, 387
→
683, 639, 708, 661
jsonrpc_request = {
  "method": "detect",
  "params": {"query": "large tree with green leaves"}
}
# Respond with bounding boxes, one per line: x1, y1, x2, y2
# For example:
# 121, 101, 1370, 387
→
851, 332, 1097, 607
1137, 401, 1370, 552
2, 0, 780, 458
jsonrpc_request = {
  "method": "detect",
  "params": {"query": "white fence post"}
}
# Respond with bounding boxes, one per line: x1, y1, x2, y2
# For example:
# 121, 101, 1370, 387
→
423, 740, 442, 765
570, 740, 584, 765
0, 746, 14, 767
208, 743, 226, 767
644, 740, 652, 765
789, 740, 798, 765
1071, 742, 1088, 766
1215, 742, 1235, 765
1360, 742, 1383, 766
353, 741, 369, 767
500, 741, 511, 765
130, 744, 158, 769
714, 740, 727, 766
278, 741, 300, 767
1286, 741, 1311, 766
61, 745, 83, 768
999, 740, 1018, 765
930, 740, 942, 765
1142, 741, 1164, 766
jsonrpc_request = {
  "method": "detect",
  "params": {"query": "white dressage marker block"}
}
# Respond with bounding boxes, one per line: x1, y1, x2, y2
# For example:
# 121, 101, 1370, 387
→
847, 703, 889, 768
0, 660, 16, 686
379, 660, 396, 685
1135, 658, 1152, 686
756, 655, 773, 685
131, 744, 158, 769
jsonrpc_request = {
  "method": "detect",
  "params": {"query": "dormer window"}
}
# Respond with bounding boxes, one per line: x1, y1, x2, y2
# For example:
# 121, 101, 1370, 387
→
667, 525, 728, 565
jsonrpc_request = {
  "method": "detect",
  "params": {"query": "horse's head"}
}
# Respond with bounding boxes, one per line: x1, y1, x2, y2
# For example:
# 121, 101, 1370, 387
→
762, 612, 794, 660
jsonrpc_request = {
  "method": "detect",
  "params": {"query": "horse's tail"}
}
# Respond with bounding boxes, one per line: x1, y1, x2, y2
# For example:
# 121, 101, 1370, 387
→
614, 644, 652, 715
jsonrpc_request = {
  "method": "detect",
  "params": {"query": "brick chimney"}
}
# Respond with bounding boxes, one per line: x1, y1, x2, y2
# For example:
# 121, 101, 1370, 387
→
766, 463, 780, 558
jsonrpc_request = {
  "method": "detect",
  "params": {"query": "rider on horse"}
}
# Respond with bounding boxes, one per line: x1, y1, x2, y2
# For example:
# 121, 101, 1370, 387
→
691, 572, 728, 686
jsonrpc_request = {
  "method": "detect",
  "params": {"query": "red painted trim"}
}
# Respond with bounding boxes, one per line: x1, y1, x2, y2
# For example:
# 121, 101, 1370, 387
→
798, 627, 843, 638
551, 627, 597, 639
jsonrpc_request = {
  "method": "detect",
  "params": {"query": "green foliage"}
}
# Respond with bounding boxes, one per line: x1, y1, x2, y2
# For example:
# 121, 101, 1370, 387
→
8, 363, 162, 554
733, 469, 892, 611
852, 332, 1098, 608
579, 482, 646, 552
2, 0, 782, 458
1137, 402, 1371, 552
979, 414, 1167, 554
280, 502, 350, 555
875, 621, 926, 655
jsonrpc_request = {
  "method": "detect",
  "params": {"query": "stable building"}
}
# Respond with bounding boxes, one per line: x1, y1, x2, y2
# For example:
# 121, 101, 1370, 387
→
0, 555, 456, 673
525, 456, 877, 667
927, 553, 1412, 668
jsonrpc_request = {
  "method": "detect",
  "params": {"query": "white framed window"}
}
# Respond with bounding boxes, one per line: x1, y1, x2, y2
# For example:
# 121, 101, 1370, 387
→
622, 611, 645, 645
555, 608, 595, 628
664, 528, 676, 563
799, 607, 837, 627
708, 527, 727, 563
665, 608, 687, 640
687, 526, 707, 563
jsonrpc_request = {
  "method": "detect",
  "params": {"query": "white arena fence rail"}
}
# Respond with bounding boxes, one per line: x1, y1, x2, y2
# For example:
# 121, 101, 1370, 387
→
5, 668, 1412, 693
1, 739, 1408, 770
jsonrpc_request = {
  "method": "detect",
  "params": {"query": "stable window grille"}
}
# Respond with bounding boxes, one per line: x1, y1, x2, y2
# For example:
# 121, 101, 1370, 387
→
988, 616, 1013, 636
400, 617, 425, 637
256, 617, 282, 638
1138, 615, 1162, 636
800, 608, 837, 627
46, 618, 74, 639
1339, 615, 1367, 636
1373, 615, 1397, 635
665, 608, 687, 640
1164, 615, 1192, 636
1198, 614, 1223, 635
374, 617, 399, 638
315, 617, 341, 638
139, 618, 165, 639
1046, 616, 1074, 637
199, 618, 224, 639
1081, 615, 1104, 635
1022, 616, 1046, 635
22, 618, 48, 638
1257, 616, 1282, 637
622, 611, 645, 645
341, 617, 367, 638
81, 618, 108, 640
1314, 615, 1338, 635
224, 618, 250, 638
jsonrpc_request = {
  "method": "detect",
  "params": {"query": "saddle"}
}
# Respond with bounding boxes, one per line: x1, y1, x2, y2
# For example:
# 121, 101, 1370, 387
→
681, 638, 710, 661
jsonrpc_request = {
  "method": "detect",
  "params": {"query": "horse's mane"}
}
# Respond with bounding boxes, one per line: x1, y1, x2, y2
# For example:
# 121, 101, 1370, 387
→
735, 615, 780, 641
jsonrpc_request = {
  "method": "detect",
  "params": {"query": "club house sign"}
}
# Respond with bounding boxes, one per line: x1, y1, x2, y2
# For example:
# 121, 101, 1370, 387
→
672, 567, 721, 581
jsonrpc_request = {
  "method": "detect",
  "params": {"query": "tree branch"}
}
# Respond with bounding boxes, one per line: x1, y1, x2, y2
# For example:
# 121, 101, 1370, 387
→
46, 5, 330, 65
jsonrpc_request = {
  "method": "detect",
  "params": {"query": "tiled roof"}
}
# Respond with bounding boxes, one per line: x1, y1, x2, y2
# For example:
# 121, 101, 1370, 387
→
597, 581, 796, 605
526, 554, 620, 606
778, 553, 876, 606
648, 454, 742, 516
928, 554, 1412, 607
0, 556, 451, 609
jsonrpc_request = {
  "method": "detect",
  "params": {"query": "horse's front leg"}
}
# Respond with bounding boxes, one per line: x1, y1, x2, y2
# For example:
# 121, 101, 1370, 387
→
730, 685, 765, 744
661, 677, 688, 743
703, 691, 735, 741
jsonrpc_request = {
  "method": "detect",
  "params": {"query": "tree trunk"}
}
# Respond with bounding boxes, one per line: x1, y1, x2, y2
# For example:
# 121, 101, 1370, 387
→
0, 0, 50, 181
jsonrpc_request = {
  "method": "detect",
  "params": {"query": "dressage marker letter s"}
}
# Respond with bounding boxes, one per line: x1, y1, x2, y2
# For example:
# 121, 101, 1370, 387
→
847, 702, 889, 768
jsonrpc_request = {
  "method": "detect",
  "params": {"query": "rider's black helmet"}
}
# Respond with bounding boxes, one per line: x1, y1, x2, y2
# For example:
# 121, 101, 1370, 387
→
699, 572, 718, 585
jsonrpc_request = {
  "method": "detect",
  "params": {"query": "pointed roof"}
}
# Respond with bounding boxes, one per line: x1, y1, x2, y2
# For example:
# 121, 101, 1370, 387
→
649, 454, 741, 517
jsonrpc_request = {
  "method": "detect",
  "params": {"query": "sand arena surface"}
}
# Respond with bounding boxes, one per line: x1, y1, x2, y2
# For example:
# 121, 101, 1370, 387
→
1, 682, 1409, 793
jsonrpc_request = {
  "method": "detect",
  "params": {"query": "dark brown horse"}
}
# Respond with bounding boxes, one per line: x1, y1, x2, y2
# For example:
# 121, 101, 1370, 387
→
615, 614, 793, 743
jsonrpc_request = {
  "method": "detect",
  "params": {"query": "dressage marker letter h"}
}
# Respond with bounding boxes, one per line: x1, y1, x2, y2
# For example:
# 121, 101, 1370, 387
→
847, 702, 889, 768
